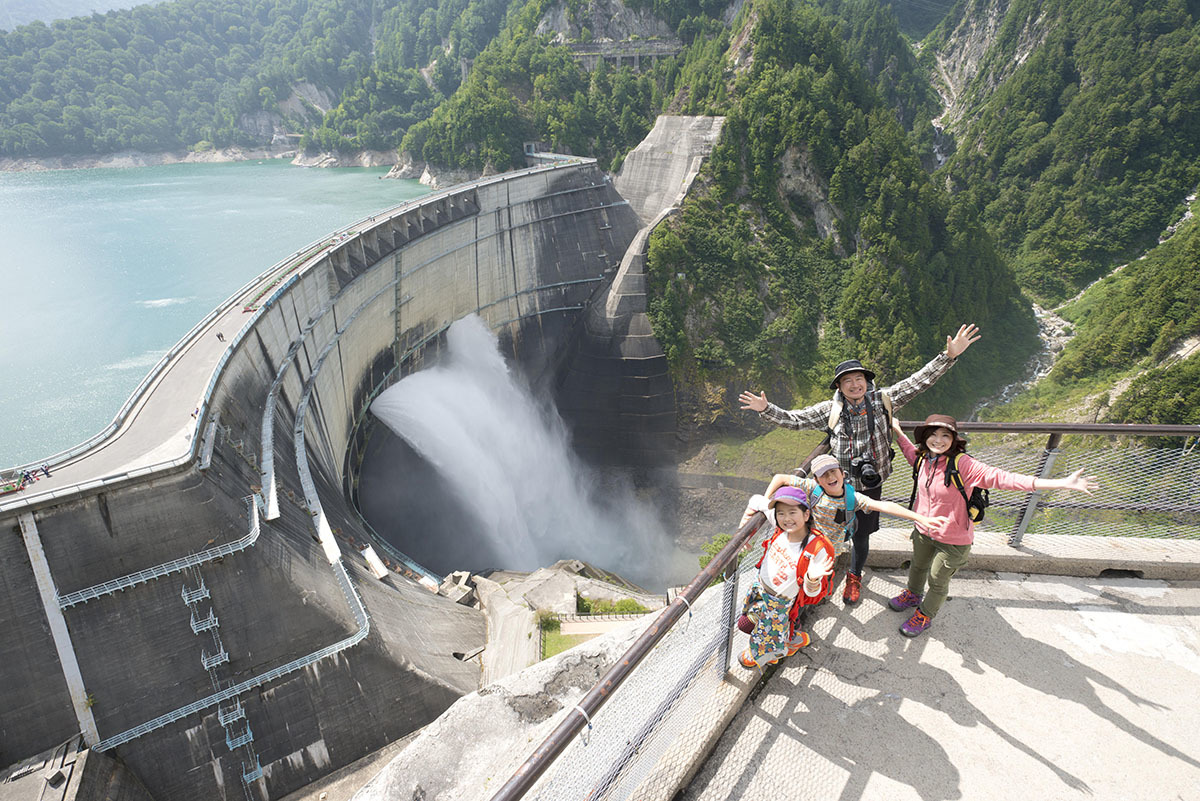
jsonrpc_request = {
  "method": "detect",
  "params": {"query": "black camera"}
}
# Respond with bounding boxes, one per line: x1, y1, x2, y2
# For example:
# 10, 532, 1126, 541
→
849, 456, 882, 491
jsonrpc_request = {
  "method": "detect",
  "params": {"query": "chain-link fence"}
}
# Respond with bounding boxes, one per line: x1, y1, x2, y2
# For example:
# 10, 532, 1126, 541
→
489, 511, 771, 801
879, 426, 1200, 544
490, 423, 1200, 801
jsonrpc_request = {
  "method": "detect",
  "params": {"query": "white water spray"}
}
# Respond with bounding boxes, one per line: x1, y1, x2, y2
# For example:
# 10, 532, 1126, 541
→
370, 315, 684, 588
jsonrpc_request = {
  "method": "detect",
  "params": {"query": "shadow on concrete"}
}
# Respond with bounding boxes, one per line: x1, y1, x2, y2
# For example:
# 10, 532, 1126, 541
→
685, 570, 1200, 800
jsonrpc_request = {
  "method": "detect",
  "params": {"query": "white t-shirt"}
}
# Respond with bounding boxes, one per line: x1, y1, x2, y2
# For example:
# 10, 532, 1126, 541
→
759, 533, 805, 599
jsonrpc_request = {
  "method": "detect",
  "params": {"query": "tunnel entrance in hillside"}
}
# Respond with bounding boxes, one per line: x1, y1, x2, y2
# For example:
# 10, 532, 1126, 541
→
356, 315, 697, 592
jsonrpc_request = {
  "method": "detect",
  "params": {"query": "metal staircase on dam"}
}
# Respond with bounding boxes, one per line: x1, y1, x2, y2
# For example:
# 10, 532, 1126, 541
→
180, 566, 264, 788
6, 156, 666, 797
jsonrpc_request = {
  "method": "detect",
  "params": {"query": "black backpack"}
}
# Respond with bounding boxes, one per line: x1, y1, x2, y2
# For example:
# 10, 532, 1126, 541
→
908, 452, 990, 522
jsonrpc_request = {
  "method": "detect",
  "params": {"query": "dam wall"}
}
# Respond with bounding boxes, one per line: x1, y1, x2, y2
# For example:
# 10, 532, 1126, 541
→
0, 159, 642, 800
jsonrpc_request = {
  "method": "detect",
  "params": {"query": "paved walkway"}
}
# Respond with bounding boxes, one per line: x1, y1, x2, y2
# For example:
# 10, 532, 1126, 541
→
683, 570, 1200, 801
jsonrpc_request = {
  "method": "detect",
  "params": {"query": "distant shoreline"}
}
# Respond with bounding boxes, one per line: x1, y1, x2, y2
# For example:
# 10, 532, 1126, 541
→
0, 145, 401, 173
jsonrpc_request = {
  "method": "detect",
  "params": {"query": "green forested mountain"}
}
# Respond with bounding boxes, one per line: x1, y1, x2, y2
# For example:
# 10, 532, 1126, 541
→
301, 0, 514, 151
929, 0, 1200, 304
983, 190, 1200, 426
0, 0, 377, 154
0, 0, 512, 155
644, 0, 1035, 417
2, 0, 1197, 422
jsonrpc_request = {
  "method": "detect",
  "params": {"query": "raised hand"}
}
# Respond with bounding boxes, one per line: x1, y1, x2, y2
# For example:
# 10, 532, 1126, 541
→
738, 390, 769, 412
805, 549, 835, 581
1062, 468, 1099, 495
945, 323, 982, 359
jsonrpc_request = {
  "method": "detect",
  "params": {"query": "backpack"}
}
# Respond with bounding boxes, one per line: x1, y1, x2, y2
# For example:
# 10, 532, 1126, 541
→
908, 452, 990, 522
809, 483, 858, 540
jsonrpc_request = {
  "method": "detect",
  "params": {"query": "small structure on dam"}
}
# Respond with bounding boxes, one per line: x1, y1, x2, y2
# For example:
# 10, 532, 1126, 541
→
0, 117, 723, 800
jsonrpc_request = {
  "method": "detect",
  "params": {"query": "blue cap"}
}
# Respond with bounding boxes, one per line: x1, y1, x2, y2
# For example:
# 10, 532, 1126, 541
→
768, 486, 810, 509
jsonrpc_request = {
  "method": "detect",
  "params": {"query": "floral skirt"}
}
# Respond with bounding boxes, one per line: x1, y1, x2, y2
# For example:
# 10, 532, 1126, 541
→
740, 581, 794, 664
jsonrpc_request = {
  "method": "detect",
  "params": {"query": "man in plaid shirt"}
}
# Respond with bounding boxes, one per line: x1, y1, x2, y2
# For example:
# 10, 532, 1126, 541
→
739, 323, 981, 603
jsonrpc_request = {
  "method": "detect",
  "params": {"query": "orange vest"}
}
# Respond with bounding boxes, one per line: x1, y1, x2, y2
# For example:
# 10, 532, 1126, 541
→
755, 528, 835, 630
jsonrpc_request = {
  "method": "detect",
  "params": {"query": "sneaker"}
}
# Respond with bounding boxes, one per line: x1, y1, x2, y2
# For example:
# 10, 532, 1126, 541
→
899, 608, 932, 637
736, 614, 755, 634
786, 631, 811, 655
889, 589, 923, 611
739, 648, 781, 669
843, 572, 862, 604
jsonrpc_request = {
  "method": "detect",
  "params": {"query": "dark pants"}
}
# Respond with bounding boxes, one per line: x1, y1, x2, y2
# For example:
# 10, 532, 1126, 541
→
850, 484, 882, 576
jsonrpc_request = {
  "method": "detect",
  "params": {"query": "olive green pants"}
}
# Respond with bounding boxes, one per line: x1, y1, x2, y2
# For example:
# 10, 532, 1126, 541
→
906, 529, 972, 618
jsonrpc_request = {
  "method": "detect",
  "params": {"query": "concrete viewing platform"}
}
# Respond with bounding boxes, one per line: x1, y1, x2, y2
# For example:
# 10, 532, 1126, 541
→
682, 568, 1200, 801
345, 544, 1200, 801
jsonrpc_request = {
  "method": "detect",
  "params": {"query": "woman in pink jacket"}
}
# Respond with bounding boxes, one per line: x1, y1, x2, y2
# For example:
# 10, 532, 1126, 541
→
888, 414, 1097, 637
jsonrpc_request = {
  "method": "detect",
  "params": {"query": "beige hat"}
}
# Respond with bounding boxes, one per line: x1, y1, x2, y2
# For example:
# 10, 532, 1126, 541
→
809, 454, 841, 478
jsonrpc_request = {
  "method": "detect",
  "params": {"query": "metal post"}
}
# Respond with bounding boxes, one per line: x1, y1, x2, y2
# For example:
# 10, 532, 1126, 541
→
718, 561, 739, 677
1009, 433, 1063, 546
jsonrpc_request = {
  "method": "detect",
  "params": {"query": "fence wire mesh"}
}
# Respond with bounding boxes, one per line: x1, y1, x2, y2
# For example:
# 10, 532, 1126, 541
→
879, 433, 1200, 541
527, 527, 769, 801
502, 427, 1200, 801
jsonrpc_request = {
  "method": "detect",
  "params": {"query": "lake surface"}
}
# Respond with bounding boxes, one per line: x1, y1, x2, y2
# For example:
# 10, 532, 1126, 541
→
0, 160, 428, 467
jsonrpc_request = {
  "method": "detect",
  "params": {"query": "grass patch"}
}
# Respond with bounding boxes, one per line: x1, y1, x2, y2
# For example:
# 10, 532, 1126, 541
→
542, 631, 593, 659
711, 427, 827, 479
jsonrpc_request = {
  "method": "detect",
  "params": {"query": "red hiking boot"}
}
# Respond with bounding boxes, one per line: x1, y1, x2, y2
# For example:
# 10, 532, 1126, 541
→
786, 631, 811, 655
843, 572, 862, 604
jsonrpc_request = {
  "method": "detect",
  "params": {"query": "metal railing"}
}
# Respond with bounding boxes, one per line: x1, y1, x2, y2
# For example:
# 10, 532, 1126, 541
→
2, 155, 599, 505
57, 498, 260, 609
491, 423, 1200, 800
94, 559, 369, 752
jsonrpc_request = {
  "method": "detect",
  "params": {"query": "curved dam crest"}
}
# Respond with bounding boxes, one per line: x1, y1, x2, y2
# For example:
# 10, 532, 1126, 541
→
0, 116, 724, 800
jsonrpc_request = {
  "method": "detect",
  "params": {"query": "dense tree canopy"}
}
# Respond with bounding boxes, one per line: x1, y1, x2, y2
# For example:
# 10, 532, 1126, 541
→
934, 0, 1200, 303
646, 0, 1037, 416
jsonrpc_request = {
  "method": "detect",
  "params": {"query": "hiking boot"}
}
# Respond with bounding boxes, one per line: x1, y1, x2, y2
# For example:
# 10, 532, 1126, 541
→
900, 608, 932, 637
889, 589, 923, 611
738, 649, 758, 669
843, 572, 862, 604
736, 614, 755, 634
786, 631, 811, 655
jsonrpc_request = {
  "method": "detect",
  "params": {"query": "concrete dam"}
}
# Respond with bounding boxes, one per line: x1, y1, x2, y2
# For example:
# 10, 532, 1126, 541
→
0, 117, 724, 800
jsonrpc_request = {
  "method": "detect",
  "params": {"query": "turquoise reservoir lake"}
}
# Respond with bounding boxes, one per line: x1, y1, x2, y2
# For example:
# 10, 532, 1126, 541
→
0, 160, 428, 467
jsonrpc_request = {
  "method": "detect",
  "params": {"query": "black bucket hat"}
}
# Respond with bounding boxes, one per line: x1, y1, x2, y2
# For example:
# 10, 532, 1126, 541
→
830, 359, 876, 390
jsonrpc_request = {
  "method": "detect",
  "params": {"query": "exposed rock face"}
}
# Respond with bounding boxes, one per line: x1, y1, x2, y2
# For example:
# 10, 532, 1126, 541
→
536, 0, 674, 42
384, 152, 426, 179
0, 146, 297, 172
777, 145, 844, 252
291, 149, 400, 168
280, 81, 337, 117
932, 0, 1052, 129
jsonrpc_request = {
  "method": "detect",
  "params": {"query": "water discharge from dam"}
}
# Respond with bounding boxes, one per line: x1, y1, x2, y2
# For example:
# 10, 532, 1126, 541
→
368, 315, 692, 590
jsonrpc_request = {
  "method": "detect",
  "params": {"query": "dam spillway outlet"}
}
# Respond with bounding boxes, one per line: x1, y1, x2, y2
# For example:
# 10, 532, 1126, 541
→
363, 315, 692, 591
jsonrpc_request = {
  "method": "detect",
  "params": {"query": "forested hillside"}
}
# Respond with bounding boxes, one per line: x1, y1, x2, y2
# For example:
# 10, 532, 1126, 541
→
0, 0, 513, 155
644, 0, 1036, 419
928, 0, 1200, 304
2, 0, 1196, 423
0, 0, 375, 154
